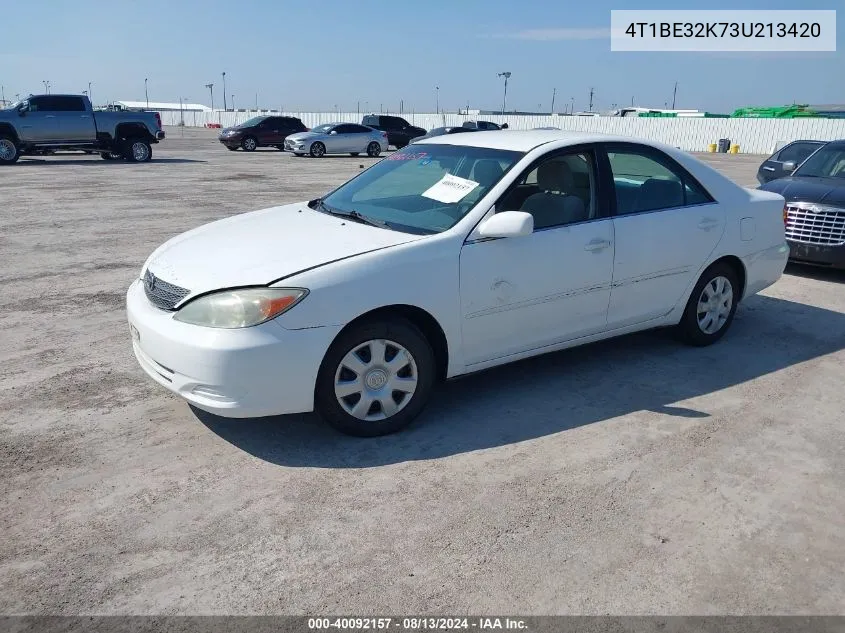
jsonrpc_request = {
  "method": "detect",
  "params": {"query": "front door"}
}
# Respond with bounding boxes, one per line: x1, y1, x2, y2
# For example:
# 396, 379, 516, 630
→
16, 96, 59, 142
459, 148, 615, 366
602, 143, 725, 328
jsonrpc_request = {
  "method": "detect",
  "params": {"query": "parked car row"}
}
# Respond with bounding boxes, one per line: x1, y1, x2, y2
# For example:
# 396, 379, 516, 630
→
217, 114, 510, 157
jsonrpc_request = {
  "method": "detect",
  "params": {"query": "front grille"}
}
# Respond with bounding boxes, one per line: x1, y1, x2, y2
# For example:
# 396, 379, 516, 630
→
284, 139, 296, 150
143, 269, 189, 310
785, 202, 845, 247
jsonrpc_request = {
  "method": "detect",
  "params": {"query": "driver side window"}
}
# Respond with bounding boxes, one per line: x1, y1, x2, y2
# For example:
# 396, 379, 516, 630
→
500, 151, 597, 230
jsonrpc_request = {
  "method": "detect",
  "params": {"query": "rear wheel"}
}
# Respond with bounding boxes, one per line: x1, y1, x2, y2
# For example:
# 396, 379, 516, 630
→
677, 262, 739, 346
315, 318, 436, 437
366, 141, 381, 157
310, 142, 326, 158
241, 136, 258, 151
0, 137, 20, 165
122, 138, 152, 162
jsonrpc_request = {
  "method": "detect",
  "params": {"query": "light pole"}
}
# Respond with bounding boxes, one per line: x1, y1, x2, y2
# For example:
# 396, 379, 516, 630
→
231, 95, 235, 111
497, 72, 511, 115
570, 97, 575, 114
1, 85, 4, 105
672, 81, 678, 109
43, 80, 51, 94
435, 86, 439, 114
179, 97, 184, 126
551, 87, 556, 114
205, 83, 214, 111
145, 78, 149, 109
222, 72, 227, 111
88, 82, 92, 105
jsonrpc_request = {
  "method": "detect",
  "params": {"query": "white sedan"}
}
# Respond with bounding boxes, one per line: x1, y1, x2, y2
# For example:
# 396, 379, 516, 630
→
127, 131, 789, 436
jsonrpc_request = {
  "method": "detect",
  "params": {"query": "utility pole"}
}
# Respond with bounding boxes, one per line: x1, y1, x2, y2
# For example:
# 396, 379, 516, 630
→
551, 87, 556, 114
145, 78, 149, 109
400, 99, 403, 114
570, 97, 575, 114
672, 81, 678, 109
497, 72, 511, 115
205, 83, 214, 111
0, 85, 4, 105
222, 72, 227, 111
179, 97, 184, 126
588, 87, 594, 112
357, 100, 360, 114
88, 82, 92, 104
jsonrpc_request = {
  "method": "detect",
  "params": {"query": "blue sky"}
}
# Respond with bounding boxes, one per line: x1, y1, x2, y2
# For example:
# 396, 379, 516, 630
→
1, 0, 841, 113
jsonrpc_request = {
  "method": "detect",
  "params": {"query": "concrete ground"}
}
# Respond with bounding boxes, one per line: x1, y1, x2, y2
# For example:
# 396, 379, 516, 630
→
1, 128, 844, 615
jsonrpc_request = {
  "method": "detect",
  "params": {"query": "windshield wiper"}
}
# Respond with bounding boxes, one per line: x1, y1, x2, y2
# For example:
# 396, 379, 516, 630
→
310, 199, 389, 229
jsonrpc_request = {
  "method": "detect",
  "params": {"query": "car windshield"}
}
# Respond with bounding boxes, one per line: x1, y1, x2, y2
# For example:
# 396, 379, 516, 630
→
311, 124, 334, 134
237, 116, 268, 128
792, 145, 845, 178
319, 143, 523, 235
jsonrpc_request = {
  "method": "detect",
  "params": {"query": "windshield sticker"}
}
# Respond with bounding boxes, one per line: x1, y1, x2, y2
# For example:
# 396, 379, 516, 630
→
421, 174, 480, 204
386, 151, 427, 161
419, 157, 433, 166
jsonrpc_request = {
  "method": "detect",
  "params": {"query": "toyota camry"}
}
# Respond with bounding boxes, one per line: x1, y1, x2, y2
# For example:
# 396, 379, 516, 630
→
127, 130, 789, 436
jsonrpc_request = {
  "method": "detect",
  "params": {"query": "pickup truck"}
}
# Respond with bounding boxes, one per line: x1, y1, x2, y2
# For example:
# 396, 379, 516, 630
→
0, 94, 165, 165
361, 114, 426, 149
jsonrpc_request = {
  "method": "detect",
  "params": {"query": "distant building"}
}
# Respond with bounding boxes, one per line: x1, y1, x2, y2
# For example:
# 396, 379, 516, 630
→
112, 100, 211, 112
810, 104, 845, 119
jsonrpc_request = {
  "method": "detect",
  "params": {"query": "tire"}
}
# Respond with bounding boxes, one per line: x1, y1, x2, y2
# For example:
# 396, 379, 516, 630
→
366, 141, 381, 157
0, 137, 20, 165
677, 261, 740, 346
241, 136, 258, 151
123, 138, 152, 162
350, 152, 360, 157
310, 141, 326, 158
226, 146, 238, 151
315, 317, 437, 437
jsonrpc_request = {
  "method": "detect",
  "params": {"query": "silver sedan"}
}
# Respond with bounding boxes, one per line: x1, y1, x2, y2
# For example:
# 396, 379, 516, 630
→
284, 123, 387, 158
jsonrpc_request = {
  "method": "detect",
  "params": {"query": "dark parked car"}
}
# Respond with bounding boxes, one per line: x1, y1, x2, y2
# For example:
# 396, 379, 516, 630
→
410, 125, 477, 143
361, 115, 425, 148
756, 139, 826, 184
462, 120, 507, 130
218, 115, 307, 151
759, 139, 845, 269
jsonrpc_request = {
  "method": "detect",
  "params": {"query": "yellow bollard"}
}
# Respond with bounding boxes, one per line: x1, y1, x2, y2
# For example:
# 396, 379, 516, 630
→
708, 143, 717, 152
729, 144, 740, 154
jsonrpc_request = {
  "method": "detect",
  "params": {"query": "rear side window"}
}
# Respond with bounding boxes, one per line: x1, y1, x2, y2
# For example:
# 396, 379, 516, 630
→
777, 142, 821, 165
362, 115, 380, 126
606, 145, 714, 215
49, 96, 86, 111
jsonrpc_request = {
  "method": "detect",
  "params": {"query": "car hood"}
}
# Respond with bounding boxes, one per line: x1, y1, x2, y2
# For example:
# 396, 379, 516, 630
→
143, 203, 424, 299
760, 177, 845, 207
286, 131, 322, 141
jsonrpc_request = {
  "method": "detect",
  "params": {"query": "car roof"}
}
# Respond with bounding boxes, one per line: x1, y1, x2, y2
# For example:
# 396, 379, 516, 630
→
418, 129, 652, 152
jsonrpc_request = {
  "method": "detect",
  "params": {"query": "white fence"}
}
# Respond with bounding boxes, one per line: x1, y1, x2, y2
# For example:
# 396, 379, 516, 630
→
160, 109, 845, 154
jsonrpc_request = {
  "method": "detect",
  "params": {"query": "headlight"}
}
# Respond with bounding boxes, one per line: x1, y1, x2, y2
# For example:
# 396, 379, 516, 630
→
173, 287, 308, 328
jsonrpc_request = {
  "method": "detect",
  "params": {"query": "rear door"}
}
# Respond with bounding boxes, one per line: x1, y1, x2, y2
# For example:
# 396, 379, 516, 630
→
758, 141, 824, 184
343, 124, 372, 152
602, 142, 724, 328
54, 96, 96, 141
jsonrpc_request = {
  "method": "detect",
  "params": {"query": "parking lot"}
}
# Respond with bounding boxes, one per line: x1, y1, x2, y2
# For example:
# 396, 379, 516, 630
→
2, 127, 844, 615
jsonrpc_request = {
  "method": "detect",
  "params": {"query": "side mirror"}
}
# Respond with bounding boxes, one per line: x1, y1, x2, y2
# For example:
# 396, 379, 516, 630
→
782, 161, 796, 172
329, 130, 338, 135
477, 211, 534, 239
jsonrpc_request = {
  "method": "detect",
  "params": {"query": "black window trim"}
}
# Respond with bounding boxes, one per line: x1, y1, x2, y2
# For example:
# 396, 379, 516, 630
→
465, 143, 611, 244
598, 141, 717, 218
771, 139, 825, 163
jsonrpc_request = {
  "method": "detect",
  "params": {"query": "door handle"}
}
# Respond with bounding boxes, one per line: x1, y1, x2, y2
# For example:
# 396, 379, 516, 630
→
584, 238, 612, 252
80, 115, 90, 118
698, 218, 720, 230
762, 166, 775, 171
45, 115, 56, 119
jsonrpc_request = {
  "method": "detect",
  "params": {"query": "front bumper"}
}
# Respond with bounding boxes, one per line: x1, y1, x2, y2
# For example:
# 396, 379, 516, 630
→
218, 136, 242, 147
787, 240, 845, 269
283, 139, 307, 152
126, 279, 341, 418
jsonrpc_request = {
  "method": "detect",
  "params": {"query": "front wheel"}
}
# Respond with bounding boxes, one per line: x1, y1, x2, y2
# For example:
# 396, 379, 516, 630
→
677, 262, 739, 346
241, 136, 258, 151
315, 318, 436, 437
310, 142, 326, 158
123, 139, 152, 162
366, 141, 381, 157
0, 137, 20, 165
